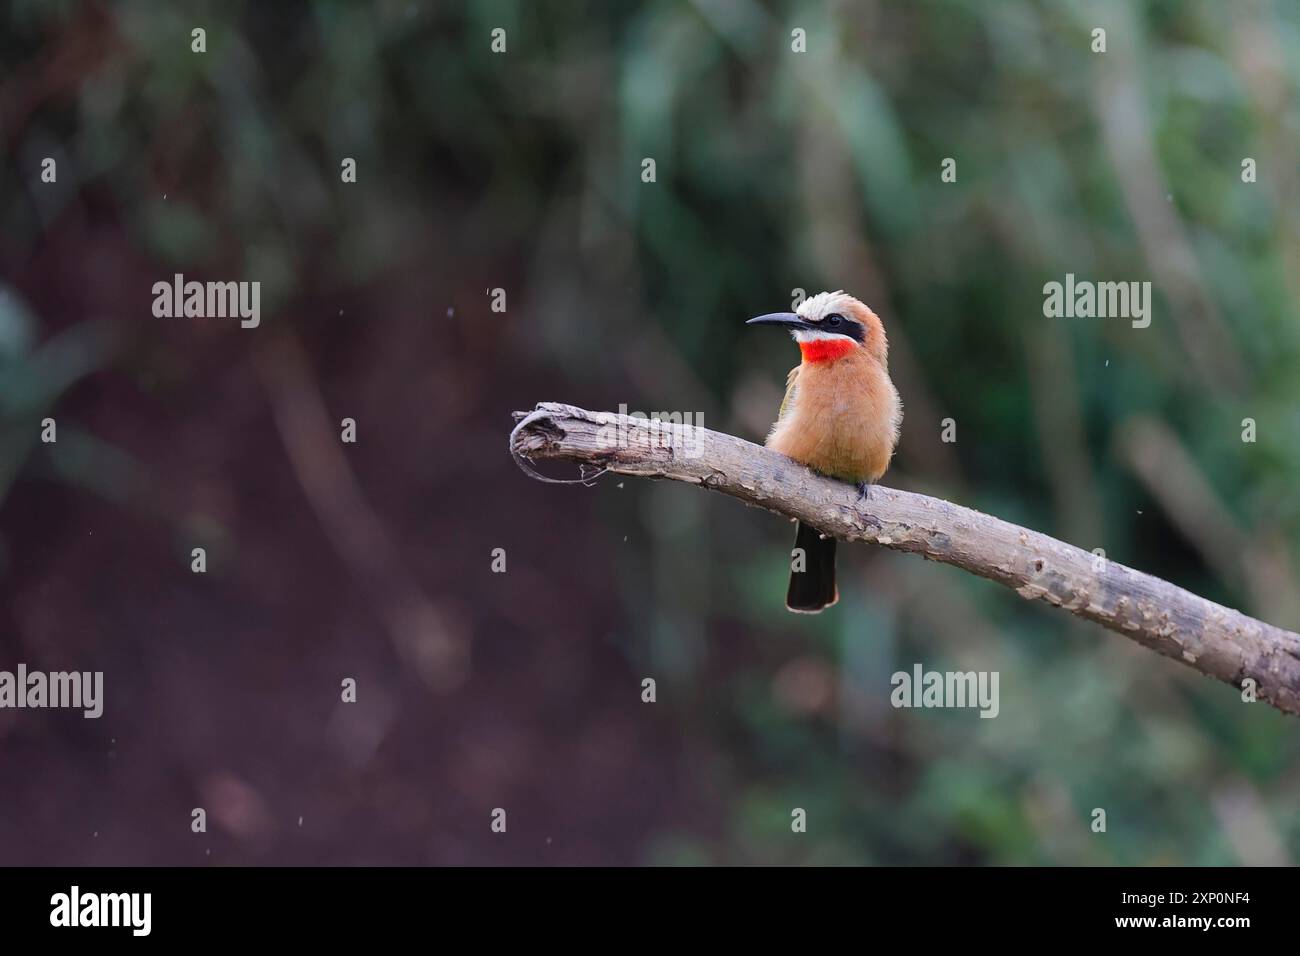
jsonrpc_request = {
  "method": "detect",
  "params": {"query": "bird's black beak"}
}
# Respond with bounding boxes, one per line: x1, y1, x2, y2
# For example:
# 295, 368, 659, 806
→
746, 312, 806, 330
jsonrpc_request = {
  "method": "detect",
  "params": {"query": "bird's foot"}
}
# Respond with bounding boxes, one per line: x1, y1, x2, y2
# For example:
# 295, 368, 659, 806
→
857, 481, 874, 502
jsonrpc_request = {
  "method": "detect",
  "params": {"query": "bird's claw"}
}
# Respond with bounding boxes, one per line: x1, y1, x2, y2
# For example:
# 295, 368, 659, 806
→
857, 481, 874, 502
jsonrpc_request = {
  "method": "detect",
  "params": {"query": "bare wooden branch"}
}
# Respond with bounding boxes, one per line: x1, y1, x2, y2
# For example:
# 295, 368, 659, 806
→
510, 402, 1300, 717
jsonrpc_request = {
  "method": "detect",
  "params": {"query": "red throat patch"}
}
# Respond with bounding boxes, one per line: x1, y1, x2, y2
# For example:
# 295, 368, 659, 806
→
799, 338, 856, 363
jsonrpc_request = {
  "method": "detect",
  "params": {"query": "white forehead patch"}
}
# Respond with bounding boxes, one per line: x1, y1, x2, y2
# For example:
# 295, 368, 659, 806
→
796, 290, 850, 322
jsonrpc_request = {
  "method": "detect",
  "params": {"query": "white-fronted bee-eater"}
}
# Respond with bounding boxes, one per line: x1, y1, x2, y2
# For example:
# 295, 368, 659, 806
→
748, 291, 902, 613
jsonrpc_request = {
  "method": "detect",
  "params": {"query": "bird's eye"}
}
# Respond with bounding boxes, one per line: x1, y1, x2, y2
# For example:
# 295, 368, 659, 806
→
825, 313, 844, 328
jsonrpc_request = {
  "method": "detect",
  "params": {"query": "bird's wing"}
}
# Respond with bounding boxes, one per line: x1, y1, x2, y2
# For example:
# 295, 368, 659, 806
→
777, 365, 800, 422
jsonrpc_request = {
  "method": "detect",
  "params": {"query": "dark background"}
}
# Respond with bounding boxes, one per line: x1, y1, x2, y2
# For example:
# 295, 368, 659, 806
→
1, 0, 1298, 865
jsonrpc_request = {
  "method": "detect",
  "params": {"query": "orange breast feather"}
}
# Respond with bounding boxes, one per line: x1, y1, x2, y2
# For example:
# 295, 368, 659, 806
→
766, 350, 901, 483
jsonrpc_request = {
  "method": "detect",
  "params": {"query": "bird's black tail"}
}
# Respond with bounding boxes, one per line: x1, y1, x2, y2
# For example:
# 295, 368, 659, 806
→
787, 521, 838, 613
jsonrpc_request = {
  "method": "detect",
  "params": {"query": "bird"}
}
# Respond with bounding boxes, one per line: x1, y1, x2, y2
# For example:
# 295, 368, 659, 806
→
747, 291, 902, 613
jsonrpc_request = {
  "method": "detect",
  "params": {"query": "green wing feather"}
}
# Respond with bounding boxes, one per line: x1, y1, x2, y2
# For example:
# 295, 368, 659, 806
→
777, 365, 800, 422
